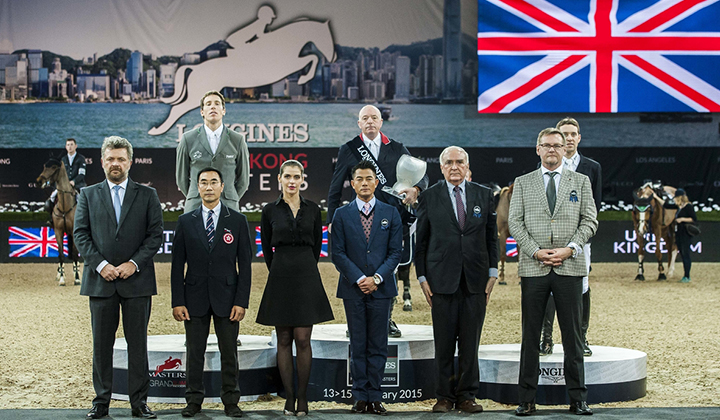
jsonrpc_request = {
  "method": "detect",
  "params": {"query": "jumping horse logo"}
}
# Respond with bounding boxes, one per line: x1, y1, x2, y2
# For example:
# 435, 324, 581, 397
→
149, 5, 336, 136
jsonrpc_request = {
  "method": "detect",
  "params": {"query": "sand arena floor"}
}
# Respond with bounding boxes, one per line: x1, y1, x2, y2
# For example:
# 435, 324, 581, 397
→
0, 262, 718, 412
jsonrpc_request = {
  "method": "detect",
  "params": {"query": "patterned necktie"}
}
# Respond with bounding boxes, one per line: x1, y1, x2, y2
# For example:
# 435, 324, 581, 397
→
453, 186, 466, 230
363, 202, 371, 215
206, 209, 215, 246
547, 172, 557, 214
112, 185, 122, 224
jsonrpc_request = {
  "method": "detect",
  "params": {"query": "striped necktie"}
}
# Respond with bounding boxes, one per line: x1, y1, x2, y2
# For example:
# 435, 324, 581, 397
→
206, 209, 215, 246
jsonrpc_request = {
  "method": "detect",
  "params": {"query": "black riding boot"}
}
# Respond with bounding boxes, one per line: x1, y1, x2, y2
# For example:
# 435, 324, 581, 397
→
582, 289, 592, 356
44, 198, 54, 227
397, 264, 412, 311
540, 295, 555, 355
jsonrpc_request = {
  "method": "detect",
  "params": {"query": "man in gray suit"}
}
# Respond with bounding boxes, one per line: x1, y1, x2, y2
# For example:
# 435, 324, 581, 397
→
509, 128, 597, 416
176, 90, 250, 213
74, 136, 164, 419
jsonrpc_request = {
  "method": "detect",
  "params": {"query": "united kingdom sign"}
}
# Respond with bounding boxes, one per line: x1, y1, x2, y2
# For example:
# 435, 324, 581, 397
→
477, 0, 720, 113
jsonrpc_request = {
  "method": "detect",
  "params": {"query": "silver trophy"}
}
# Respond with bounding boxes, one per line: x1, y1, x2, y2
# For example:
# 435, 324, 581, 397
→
382, 155, 427, 206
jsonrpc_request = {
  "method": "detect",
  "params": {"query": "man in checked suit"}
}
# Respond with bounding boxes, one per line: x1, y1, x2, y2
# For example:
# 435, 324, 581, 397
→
415, 146, 498, 414
331, 160, 403, 415
176, 90, 250, 213
74, 136, 163, 419
509, 128, 597, 416
540, 117, 603, 357
171, 167, 252, 418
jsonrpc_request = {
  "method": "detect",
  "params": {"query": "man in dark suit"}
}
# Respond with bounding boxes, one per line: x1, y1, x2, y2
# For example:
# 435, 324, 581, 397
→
327, 105, 428, 335
509, 128, 598, 416
540, 117, 602, 358
45, 138, 87, 225
176, 90, 250, 213
74, 136, 163, 419
331, 160, 403, 415
171, 167, 252, 418
415, 146, 498, 414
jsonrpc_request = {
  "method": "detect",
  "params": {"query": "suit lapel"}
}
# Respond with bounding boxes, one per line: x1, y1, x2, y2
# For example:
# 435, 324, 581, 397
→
464, 182, 478, 227
198, 126, 214, 157
192, 206, 211, 253
216, 127, 230, 157
534, 169, 552, 217
117, 179, 138, 231
442, 181, 463, 231
555, 169, 573, 215
367, 203, 383, 247
97, 182, 117, 227
210, 204, 230, 252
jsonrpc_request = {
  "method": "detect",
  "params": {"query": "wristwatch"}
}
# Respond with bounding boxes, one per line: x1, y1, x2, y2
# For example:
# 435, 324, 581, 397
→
373, 274, 382, 285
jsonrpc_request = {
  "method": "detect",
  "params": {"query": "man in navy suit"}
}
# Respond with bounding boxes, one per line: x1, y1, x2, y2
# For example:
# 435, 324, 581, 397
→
331, 160, 403, 415
540, 117, 602, 358
74, 136, 163, 419
416, 146, 498, 413
171, 167, 252, 418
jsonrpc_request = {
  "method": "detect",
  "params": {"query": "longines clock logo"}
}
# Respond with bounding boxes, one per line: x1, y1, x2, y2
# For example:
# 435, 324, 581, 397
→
150, 5, 336, 136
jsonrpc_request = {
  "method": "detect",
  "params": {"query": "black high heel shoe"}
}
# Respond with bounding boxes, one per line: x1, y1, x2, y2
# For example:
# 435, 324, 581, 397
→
283, 398, 296, 416
296, 399, 309, 417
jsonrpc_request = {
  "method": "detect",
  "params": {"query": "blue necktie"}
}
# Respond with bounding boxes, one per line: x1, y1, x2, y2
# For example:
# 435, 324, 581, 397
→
112, 185, 122, 224
206, 209, 215, 246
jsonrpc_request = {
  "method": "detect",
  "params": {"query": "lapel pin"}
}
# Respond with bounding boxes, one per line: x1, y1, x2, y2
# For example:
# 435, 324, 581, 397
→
191, 151, 202, 160
223, 232, 234, 244
381, 218, 389, 230
570, 190, 578, 203
473, 206, 482, 217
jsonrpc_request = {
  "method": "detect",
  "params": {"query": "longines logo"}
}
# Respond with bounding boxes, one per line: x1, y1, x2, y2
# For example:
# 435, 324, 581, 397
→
0, 158, 10, 164
539, 367, 564, 384
150, 5, 335, 136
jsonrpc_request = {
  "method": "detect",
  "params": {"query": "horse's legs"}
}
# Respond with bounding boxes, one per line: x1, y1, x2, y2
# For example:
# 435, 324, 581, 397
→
298, 56, 319, 85
656, 229, 667, 281
635, 233, 645, 281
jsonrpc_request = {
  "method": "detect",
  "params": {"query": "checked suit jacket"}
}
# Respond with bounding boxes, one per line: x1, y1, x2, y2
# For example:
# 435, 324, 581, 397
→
508, 168, 597, 278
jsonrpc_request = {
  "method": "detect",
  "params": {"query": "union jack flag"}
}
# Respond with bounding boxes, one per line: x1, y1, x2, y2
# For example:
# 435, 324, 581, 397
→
8, 226, 68, 258
254, 226, 329, 258
506, 236, 518, 257
478, 0, 720, 113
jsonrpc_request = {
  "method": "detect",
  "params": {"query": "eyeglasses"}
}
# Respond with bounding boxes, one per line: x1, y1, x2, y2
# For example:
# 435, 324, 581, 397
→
198, 180, 221, 188
539, 143, 565, 151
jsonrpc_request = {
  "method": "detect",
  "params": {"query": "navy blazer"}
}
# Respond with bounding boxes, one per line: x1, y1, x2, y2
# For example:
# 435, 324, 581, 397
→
331, 199, 402, 300
170, 203, 252, 317
74, 178, 163, 298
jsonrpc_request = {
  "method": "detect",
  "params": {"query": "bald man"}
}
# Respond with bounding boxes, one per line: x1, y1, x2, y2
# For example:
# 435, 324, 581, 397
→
327, 105, 429, 338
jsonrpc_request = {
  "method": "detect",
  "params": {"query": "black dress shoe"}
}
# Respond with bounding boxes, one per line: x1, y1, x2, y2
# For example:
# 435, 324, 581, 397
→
224, 404, 244, 417
583, 341, 593, 357
388, 320, 402, 338
86, 404, 108, 419
181, 403, 202, 417
367, 401, 388, 416
132, 404, 157, 419
569, 401, 593, 415
351, 400, 368, 413
515, 402, 537, 416
539, 341, 553, 356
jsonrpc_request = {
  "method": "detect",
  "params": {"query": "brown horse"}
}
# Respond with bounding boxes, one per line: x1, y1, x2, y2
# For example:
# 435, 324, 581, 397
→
632, 184, 678, 281
496, 184, 514, 285
37, 159, 80, 286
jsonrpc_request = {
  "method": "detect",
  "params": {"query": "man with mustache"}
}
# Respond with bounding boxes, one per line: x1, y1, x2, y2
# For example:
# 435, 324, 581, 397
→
327, 105, 428, 336
74, 136, 163, 419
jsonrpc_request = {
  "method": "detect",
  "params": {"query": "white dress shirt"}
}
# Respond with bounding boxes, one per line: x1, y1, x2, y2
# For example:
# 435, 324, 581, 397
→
204, 124, 223, 155
563, 152, 580, 172
202, 201, 221, 229
67, 152, 76, 167
361, 133, 381, 159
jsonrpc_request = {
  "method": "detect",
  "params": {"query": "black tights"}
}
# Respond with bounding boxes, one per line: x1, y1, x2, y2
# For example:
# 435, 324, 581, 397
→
276, 326, 313, 413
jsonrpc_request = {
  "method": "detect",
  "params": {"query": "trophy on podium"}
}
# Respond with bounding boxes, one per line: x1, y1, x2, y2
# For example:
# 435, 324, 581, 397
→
382, 155, 427, 208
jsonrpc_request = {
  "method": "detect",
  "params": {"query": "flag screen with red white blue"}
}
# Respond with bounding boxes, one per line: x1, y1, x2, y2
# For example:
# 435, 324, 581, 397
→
254, 225, 329, 258
8, 226, 68, 257
477, 0, 720, 113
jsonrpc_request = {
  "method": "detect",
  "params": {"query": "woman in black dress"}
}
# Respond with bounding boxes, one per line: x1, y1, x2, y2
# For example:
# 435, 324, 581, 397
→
256, 160, 334, 416
674, 189, 697, 283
